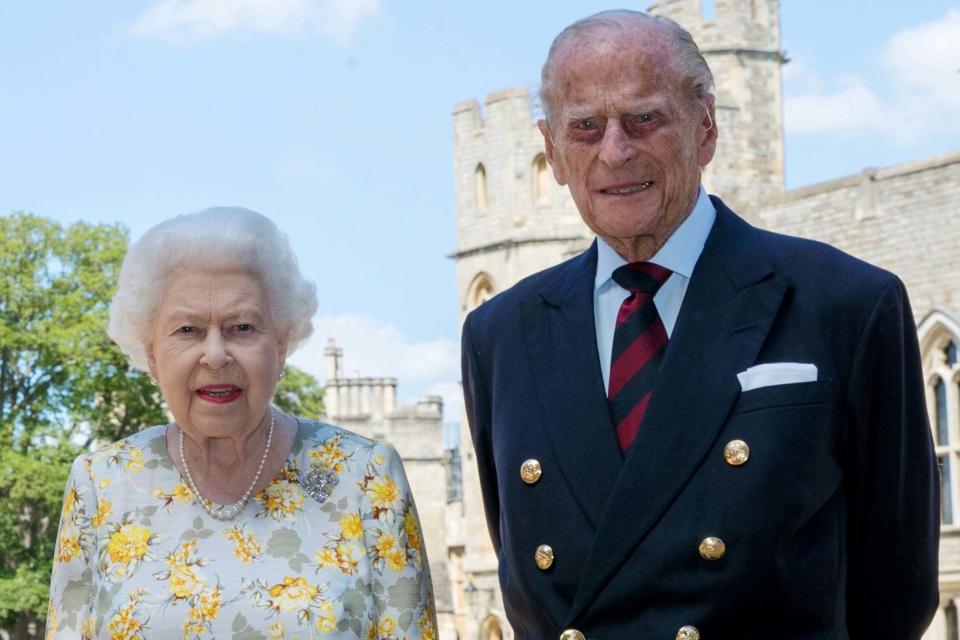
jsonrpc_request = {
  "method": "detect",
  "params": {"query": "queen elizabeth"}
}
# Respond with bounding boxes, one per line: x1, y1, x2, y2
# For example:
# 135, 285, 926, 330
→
46, 208, 437, 638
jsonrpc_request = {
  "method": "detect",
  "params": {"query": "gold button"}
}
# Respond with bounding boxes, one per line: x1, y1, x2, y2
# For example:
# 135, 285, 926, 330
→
676, 626, 700, 640
520, 458, 543, 484
535, 544, 554, 570
560, 630, 585, 640
723, 439, 750, 466
699, 536, 726, 561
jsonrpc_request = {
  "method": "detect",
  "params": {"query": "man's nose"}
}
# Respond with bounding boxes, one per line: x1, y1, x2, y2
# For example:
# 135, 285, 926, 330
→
598, 121, 635, 168
200, 330, 232, 369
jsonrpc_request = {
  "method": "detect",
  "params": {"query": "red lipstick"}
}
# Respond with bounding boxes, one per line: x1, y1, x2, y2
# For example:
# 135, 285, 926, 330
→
196, 384, 242, 404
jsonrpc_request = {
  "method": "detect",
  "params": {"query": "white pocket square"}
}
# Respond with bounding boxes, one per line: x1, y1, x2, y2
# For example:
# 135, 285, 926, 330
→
737, 362, 818, 392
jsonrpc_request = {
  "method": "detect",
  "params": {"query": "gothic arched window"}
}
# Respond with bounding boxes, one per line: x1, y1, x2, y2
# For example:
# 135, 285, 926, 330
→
533, 153, 550, 204
467, 273, 495, 312
481, 616, 504, 640
919, 311, 960, 527
947, 600, 959, 640
475, 163, 489, 210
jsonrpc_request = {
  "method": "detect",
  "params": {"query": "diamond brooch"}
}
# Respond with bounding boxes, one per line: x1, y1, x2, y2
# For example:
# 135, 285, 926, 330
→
298, 464, 338, 503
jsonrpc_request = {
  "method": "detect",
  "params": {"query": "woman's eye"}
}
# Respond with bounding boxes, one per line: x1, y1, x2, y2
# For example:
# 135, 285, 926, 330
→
234, 323, 254, 333
176, 326, 196, 334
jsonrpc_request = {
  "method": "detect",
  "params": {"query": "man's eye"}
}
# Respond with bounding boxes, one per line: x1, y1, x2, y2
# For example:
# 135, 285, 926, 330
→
576, 118, 599, 130
623, 112, 656, 135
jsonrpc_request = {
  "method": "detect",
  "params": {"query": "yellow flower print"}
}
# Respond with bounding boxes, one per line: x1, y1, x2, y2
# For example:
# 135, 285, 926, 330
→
80, 616, 96, 638
365, 625, 378, 640
55, 528, 81, 563
367, 477, 398, 509
196, 586, 222, 621
374, 532, 396, 556
92, 498, 113, 528
171, 483, 193, 503
123, 448, 144, 473
267, 577, 319, 613
378, 615, 397, 636
62, 488, 79, 516
268, 621, 285, 639
224, 525, 263, 563
404, 510, 421, 551
106, 523, 151, 565
336, 543, 359, 575
152, 482, 195, 511
315, 548, 337, 568
106, 588, 148, 640
257, 479, 304, 520
340, 512, 363, 540
418, 606, 438, 640
44, 604, 56, 640
166, 539, 198, 568
169, 564, 204, 599
316, 599, 337, 633
309, 434, 353, 475
385, 548, 406, 572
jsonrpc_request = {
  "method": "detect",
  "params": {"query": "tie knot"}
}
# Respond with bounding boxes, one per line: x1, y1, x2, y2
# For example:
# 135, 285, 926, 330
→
612, 262, 672, 294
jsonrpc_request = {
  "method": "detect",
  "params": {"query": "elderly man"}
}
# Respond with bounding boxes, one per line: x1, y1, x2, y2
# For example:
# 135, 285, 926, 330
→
460, 10, 939, 640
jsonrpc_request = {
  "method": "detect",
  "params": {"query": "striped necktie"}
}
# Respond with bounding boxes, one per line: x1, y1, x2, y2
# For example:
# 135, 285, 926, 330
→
608, 262, 672, 451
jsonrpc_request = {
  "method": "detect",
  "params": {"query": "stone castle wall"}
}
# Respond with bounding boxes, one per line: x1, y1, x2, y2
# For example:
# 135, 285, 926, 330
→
755, 152, 960, 324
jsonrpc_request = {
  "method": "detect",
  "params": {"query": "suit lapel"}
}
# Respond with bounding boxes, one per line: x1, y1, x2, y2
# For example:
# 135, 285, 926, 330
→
520, 242, 623, 529
567, 202, 790, 621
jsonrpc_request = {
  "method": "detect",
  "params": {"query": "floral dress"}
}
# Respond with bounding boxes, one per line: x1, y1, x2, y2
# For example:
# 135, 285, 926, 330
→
46, 419, 437, 640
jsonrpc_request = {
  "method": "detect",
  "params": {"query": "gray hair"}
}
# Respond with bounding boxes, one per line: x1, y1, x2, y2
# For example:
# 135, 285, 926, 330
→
539, 9, 715, 124
108, 207, 318, 372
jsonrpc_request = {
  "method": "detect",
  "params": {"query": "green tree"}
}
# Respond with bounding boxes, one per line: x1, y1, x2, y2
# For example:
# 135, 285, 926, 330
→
273, 365, 325, 419
0, 213, 165, 637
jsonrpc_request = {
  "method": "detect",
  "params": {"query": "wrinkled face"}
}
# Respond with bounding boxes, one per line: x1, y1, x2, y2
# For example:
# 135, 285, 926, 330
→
539, 31, 716, 257
146, 269, 285, 440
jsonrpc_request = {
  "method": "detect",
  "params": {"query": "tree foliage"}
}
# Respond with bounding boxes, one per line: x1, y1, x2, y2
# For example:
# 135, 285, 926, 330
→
0, 213, 165, 636
273, 365, 325, 419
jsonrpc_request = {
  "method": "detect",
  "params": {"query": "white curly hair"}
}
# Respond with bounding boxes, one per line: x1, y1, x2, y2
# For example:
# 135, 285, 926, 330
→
108, 207, 318, 372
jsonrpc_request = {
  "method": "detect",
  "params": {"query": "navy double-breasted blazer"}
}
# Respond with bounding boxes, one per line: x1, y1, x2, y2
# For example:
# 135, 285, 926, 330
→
461, 199, 939, 639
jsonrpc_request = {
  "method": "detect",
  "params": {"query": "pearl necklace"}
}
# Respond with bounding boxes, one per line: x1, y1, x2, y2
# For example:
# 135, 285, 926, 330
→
178, 409, 275, 521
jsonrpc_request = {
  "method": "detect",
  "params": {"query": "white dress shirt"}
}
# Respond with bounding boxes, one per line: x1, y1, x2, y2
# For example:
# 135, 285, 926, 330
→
594, 186, 717, 393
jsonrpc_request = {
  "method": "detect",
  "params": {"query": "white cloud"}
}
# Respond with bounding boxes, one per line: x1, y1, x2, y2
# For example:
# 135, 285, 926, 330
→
287, 313, 462, 423
784, 9, 960, 142
882, 8, 960, 110
129, 0, 380, 45
784, 78, 886, 135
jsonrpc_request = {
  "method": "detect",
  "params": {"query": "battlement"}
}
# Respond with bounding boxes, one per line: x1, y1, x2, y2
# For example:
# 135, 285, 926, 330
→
649, 0, 780, 52
452, 87, 534, 140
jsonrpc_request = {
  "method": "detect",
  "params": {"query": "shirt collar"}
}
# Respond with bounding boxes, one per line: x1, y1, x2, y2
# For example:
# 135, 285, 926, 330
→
594, 185, 717, 290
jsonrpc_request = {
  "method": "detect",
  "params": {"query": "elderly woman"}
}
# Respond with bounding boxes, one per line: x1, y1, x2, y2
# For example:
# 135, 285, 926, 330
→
47, 208, 436, 639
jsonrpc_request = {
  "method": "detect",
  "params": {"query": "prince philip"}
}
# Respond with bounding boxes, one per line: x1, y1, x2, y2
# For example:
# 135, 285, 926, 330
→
460, 10, 939, 640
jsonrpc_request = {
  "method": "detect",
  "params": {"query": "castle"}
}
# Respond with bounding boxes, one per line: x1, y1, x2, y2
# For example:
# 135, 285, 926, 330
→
331, 1, 960, 638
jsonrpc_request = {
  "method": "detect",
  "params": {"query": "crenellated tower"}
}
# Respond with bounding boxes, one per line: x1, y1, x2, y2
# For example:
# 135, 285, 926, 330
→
650, 0, 786, 213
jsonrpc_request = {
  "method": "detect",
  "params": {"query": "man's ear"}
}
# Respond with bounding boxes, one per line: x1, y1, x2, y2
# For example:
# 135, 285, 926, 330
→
697, 95, 718, 168
538, 119, 568, 186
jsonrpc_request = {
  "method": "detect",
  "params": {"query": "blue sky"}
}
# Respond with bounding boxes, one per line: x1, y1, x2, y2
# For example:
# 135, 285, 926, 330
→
2, 1, 958, 427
